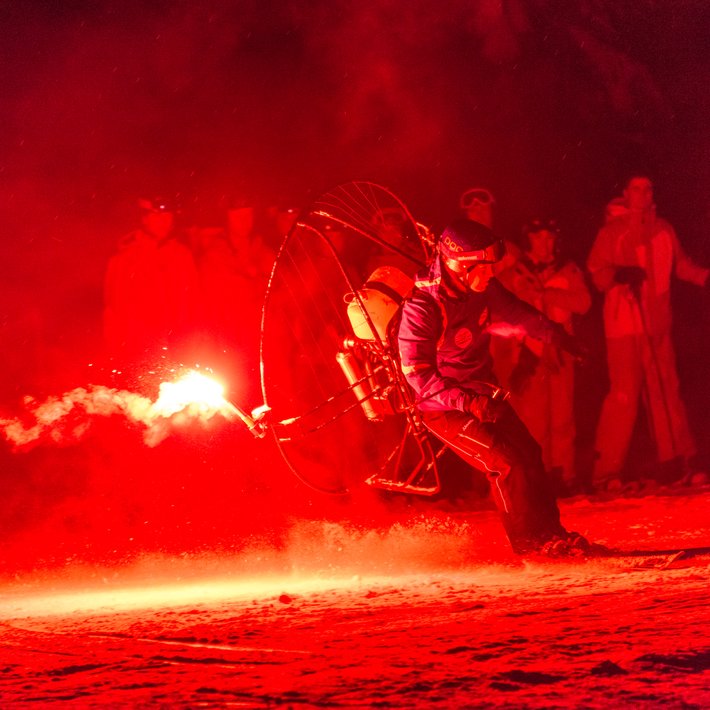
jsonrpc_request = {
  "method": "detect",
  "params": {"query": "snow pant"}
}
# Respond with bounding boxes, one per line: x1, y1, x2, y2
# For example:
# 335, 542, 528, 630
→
593, 331, 696, 484
510, 354, 576, 485
423, 403, 567, 554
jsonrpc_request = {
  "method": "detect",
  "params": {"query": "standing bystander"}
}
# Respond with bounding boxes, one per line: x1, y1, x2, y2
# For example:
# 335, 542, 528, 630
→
497, 217, 591, 493
587, 175, 709, 490
103, 195, 198, 362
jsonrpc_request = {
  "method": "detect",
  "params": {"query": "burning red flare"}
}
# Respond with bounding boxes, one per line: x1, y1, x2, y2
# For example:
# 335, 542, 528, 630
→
0, 369, 247, 450
152, 370, 233, 418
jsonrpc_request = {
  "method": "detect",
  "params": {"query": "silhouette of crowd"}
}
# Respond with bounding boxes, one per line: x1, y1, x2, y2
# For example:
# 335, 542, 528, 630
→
102, 193, 298, 404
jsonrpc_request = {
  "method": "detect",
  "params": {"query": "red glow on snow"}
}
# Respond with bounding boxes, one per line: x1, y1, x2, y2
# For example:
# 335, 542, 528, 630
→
0, 574, 366, 619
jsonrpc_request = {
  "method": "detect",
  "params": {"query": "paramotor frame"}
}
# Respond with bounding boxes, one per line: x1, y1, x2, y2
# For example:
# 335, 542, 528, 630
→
258, 181, 446, 496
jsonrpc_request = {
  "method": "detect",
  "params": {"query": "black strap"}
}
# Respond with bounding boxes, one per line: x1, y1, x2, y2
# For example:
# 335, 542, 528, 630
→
364, 279, 406, 304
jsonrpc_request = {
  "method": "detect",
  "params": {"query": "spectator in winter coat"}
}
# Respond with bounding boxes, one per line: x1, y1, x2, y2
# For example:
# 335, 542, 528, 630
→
103, 195, 198, 362
497, 217, 591, 493
587, 175, 709, 490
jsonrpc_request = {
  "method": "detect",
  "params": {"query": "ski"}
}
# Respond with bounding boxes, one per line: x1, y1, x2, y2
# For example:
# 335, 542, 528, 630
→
615, 550, 686, 570
597, 545, 710, 570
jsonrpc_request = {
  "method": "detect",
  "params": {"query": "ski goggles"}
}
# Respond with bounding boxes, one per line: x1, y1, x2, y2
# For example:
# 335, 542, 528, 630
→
442, 240, 505, 271
525, 217, 559, 234
459, 188, 495, 210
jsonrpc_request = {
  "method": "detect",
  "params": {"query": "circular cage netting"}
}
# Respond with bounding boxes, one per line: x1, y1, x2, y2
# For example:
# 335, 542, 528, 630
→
260, 182, 432, 494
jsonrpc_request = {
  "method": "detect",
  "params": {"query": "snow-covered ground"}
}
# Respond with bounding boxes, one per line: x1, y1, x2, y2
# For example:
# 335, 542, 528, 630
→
1, 488, 708, 708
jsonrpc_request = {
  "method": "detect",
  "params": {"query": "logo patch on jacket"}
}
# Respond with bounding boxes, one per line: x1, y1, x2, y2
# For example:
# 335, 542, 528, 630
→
454, 327, 473, 348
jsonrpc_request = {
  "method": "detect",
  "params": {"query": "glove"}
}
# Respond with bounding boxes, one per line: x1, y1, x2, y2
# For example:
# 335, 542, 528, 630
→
508, 345, 539, 395
465, 392, 505, 423
614, 265, 646, 290
552, 328, 587, 363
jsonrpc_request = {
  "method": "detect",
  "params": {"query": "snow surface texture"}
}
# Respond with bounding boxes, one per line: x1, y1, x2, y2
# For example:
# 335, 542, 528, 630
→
0, 491, 708, 708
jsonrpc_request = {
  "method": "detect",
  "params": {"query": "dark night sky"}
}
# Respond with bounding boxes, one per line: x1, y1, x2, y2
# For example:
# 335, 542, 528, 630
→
1, 0, 709, 391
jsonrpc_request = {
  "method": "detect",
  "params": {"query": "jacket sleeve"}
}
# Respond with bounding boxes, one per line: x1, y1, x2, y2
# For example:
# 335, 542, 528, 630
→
669, 224, 709, 286
587, 224, 618, 292
397, 292, 470, 413
542, 261, 592, 315
487, 280, 560, 343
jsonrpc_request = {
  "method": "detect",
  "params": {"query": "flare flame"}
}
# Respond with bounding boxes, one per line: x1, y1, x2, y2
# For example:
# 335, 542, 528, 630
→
0, 370, 240, 450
